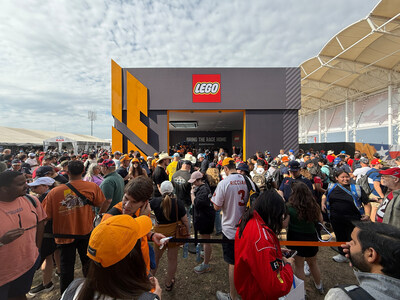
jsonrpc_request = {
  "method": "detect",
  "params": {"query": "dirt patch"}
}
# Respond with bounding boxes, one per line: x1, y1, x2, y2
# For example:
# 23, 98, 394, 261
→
29, 236, 357, 300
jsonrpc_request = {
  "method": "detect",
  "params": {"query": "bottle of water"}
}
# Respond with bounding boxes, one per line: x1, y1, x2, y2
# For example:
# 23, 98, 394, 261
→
196, 243, 201, 262
183, 243, 188, 258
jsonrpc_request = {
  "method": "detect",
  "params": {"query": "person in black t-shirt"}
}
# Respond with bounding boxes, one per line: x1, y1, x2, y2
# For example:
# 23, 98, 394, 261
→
116, 155, 131, 185
152, 153, 171, 197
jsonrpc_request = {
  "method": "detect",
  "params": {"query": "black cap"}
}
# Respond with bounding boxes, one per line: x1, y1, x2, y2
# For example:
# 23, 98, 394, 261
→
236, 163, 249, 172
288, 160, 300, 171
36, 166, 54, 177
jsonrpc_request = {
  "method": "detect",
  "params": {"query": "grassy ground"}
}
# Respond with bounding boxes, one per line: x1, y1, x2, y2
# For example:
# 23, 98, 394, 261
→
29, 233, 357, 300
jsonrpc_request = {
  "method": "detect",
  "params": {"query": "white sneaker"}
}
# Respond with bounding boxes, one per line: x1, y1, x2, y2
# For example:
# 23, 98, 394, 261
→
304, 261, 310, 276
332, 254, 349, 263
314, 281, 324, 295
216, 291, 232, 300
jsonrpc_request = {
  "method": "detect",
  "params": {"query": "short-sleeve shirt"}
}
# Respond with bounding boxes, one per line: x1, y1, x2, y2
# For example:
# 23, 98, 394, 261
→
325, 184, 369, 219
152, 166, 169, 197
367, 169, 381, 197
150, 197, 186, 224
353, 166, 371, 182
43, 180, 106, 244
211, 173, 249, 239
166, 161, 178, 181
171, 170, 191, 206
116, 166, 129, 185
100, 171, 125, 209
0, 196, 46, 286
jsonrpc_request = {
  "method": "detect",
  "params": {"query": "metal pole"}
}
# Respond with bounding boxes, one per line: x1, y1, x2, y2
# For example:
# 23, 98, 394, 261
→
345, 99, 349, 142
388, 73, 393, 145
318, 109, 321, 143
353, 101, 356, 142
324, 109, 327, 142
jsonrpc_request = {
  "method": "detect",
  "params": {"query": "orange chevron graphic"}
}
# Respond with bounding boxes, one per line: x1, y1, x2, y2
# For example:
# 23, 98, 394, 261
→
111, 60, 122, 123
111, 126, 123, 153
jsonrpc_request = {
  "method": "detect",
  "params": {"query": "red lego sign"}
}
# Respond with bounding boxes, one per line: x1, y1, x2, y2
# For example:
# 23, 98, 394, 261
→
192, 74, 221, 103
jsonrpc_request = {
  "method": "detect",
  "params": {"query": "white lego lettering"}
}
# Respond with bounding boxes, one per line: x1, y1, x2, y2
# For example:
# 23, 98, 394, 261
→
193, 82, 220, 95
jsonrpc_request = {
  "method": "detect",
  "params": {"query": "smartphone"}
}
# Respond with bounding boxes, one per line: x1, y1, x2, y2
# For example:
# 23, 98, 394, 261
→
283, 250, 297, 259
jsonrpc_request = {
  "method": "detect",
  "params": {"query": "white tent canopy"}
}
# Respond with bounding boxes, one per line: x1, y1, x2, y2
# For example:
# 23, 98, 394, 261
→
0, 126, 110, 152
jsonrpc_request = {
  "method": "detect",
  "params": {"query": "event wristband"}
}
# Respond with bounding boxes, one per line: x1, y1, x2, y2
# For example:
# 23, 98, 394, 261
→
150, 232, 155, 241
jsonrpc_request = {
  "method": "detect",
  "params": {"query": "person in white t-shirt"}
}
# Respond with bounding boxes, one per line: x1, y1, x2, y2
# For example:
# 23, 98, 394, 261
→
352, 157, 371, 182
211, 157, 254, 300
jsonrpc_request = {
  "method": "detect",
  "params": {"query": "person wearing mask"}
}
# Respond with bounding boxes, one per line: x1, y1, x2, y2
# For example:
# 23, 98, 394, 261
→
189, 171, 214, 274
151, 181, 190, 292
60, 215, 162, 300
321, 169, 371, 263
234, 190, 294, 300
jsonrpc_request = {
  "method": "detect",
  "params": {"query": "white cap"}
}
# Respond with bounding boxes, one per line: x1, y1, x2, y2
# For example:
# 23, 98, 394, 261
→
28, 177, 55, 187
160, 181, 174, 195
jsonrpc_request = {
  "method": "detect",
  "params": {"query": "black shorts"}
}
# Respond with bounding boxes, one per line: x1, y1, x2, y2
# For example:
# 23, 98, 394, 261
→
0, 255, 40, 298
287, 230, 319, 258
39, 237, 57, 265
222, 233, 235, 265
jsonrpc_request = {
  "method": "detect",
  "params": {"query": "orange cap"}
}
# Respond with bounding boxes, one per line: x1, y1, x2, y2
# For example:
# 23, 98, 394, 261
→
119, 154, 130, 162
131, 158, 139, 163
222, 157, 235, 167
281, 156, 289, 162
87, 215, 152, 268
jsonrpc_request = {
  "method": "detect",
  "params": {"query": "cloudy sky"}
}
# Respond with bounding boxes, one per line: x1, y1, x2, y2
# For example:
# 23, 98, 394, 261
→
0, 0, 379, 139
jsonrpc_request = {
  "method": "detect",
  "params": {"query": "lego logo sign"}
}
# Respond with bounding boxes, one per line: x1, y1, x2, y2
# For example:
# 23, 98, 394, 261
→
192, 74, 221, 103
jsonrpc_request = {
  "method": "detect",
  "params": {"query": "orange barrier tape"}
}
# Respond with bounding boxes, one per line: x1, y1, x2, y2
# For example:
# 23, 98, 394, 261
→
280, 241, 344, 247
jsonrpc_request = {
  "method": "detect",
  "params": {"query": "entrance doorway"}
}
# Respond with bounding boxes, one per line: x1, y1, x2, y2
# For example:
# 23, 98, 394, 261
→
168, 110, 245, 157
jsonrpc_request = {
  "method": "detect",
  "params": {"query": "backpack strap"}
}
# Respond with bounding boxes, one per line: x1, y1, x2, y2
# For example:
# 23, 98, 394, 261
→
65, 182, 94, 206
24, 194, 37, 208
336, 284, 375, 300
60, 278, 85, 300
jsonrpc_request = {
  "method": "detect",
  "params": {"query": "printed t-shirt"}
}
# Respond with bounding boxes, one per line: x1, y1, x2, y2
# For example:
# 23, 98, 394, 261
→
171, 170, 191, 206
43, 180, 106, 244
0, 196, 46, 286
376, 192, 393, 223
211, 173, 249, 239
166, 161, 178, 181
367, 169, 381, 197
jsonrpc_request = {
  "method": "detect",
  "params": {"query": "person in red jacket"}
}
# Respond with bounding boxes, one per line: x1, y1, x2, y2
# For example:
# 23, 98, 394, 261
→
234, 190, 294, 300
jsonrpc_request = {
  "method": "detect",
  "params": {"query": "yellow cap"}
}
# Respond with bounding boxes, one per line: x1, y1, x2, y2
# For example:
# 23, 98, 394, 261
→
222, 157, 234, 167
87, 215, 152, 268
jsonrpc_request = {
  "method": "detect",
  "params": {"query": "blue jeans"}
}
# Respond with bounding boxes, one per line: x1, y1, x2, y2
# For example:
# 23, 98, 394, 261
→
215, 210, 222, 234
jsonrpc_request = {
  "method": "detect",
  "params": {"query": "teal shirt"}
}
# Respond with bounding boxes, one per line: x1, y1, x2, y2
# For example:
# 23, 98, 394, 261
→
287, 205, 316, 234
100, 171, 125, 211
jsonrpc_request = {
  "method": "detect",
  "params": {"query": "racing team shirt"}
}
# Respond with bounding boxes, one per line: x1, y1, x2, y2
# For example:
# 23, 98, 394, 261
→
211, 173, 252, 239
376, 191, 394, 223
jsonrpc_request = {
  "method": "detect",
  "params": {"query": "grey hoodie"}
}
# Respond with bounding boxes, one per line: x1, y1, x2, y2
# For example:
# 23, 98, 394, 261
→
325, 270, 400, 300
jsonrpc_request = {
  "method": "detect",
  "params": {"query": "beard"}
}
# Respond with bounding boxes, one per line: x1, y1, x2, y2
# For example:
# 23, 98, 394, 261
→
349, 251, 371, 273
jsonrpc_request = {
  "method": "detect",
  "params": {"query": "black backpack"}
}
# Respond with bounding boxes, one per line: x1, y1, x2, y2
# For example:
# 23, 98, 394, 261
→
336, 284, 375, 300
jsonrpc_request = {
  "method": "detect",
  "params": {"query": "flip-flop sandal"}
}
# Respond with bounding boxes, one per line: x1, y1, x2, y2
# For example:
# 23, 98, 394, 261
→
165, 278, 175, 292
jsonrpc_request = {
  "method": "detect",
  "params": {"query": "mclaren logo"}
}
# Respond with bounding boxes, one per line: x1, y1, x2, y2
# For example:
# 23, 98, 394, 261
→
193, 82, 220, 95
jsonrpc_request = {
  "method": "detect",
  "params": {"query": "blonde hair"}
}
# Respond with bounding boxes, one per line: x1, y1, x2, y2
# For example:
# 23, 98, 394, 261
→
85, 163, 99, 181
160, 193, 173, 221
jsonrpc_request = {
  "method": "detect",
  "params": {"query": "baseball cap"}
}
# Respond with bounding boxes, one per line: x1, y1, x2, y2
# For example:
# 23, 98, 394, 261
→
237, 163, 249, 172
11, 159, 21, 165
114, 151, 122, 155
380, 167, 400, 178
334, 157, 342, 164
28, 153, 35, 157
87, 215, 152, 268
340, 150, 346, 154
101, 152, 109, 156
182, 160, 192, 166
197, 153, 205, 159
222, 157, 235, 167
36, 166, 54, 177
154, 152, 159, 158
160, 181, 174, 194
131, 158, 139, 163
119, 154, 130, 162
288, 160, 300, 171
28, 177, 55, 187
99, 159, 115, 167
371, 158, 381, 165
281, 156, 289, 163
188, 171, 203, 183
81, 154, 88, 158
360, 157, 369, 164
289, 149, 294, 153
173, 153, 180, 158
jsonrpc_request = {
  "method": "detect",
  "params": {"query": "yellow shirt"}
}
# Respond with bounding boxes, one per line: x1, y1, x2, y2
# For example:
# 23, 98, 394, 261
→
166, 161, 178, 181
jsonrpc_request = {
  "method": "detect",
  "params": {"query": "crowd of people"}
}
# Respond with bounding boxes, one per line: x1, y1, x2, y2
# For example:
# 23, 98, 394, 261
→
1, 146, 400, 300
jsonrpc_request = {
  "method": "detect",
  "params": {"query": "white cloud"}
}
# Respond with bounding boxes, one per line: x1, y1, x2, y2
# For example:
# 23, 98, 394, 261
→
0, 0, 379, 138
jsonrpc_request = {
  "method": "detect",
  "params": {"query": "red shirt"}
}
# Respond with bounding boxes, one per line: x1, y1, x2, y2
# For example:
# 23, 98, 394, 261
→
234, 211, 293, 300
326, 154, 335, 163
